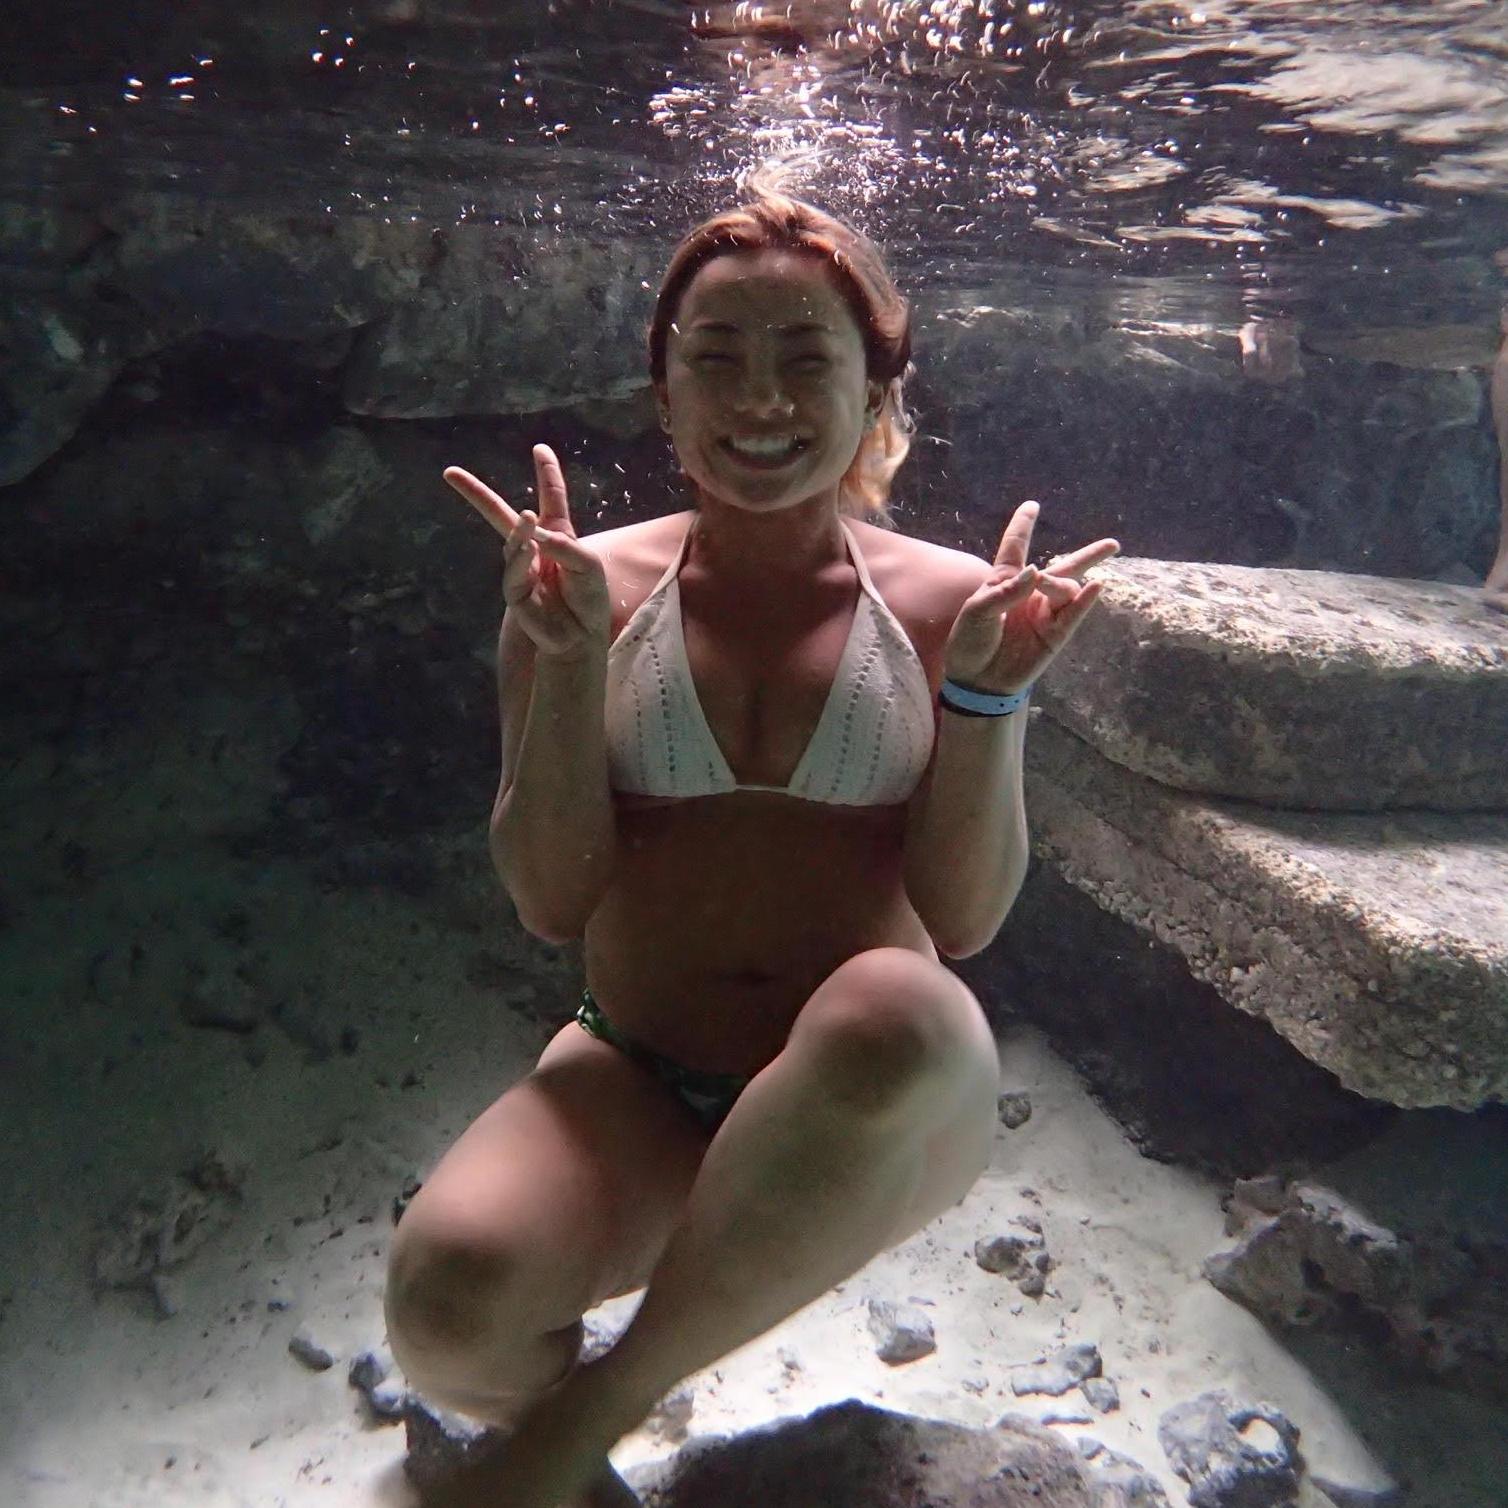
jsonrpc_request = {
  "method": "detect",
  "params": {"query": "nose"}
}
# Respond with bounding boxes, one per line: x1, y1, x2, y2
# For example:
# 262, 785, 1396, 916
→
732, 359, 795, 417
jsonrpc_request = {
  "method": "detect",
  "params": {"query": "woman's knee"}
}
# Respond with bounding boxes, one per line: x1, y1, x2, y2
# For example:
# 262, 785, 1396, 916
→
384, 1129, 607, 1348
383, 1219, 594, 1399
385, 1260, 583, 1418
790, 947, 981, 1116
382, 1037, 710, 1370
790, 953, 953, 1109
386, 1225, 519, 1353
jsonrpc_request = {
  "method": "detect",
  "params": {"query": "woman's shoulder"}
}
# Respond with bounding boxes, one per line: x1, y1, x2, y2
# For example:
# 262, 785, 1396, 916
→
580, 510, 694, 555
853, 519, 997, 627
853, 516, 988, 571
578, 510, 693, 588
578, 512, 696, 642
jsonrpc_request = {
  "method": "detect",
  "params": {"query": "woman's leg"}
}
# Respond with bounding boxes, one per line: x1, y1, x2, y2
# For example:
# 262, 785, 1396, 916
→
459, 946, 1002, 1508
589, 945, 1001, 1413
383, 1021, 711, 1424
1486, 323, 1508, 611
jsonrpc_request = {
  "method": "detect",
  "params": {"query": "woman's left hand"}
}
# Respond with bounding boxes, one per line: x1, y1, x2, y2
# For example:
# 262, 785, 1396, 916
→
942, 500, 1121, 694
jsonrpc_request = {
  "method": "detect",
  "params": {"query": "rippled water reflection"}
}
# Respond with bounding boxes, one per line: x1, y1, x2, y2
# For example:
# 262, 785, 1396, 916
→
4, 0, 1508, 319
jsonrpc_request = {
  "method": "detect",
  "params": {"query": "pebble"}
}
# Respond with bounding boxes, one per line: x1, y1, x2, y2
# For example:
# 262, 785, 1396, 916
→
866, 1297, 937, 1364
289, 1325, 336, 1371
1010, 1341, 1103, 1397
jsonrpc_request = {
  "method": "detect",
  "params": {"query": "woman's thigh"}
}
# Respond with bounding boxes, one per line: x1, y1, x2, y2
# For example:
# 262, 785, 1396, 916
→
390, 1019, 713, 1334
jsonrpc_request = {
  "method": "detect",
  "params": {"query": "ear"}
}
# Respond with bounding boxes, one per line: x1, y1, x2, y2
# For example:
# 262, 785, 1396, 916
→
653, 381, 672, 429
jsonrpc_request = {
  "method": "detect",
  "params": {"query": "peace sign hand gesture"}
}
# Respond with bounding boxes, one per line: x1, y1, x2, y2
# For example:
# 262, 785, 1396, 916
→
943, 501, 1120, 695
443, 444, 611, 660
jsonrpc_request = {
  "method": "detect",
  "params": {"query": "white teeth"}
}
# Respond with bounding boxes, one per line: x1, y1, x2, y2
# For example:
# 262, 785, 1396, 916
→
728, 436, 802, 457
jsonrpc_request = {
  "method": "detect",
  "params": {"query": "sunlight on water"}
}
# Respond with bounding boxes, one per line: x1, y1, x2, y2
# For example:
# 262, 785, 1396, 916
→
12, 0, 1506, 297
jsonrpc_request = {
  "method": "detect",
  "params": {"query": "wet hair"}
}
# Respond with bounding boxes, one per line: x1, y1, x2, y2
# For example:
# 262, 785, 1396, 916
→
647, 188, 916, 529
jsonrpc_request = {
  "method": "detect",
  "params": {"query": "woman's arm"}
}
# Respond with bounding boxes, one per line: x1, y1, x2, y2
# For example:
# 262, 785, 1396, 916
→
489, 615, 617, 943
902, 697, 1030, 960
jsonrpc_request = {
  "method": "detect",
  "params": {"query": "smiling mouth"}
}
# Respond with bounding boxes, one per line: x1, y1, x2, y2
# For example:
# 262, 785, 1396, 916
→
720, 437, 810, 468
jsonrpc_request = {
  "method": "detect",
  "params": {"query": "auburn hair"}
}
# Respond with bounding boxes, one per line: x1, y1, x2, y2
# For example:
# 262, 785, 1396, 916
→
647, 189, 916, 529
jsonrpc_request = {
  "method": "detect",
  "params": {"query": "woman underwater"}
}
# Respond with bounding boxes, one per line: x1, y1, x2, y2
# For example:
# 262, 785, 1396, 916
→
384, 189, 1120, 1507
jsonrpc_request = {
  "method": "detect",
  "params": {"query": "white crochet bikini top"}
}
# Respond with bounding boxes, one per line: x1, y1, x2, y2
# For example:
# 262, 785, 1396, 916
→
604, 513, 936, 806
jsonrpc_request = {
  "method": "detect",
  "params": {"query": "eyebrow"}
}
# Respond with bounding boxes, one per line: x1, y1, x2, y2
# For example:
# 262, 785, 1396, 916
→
688, 320, 833, 336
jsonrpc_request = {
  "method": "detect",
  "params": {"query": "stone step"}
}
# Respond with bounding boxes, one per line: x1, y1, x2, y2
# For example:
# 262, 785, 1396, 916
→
1023, 715, 1508, 1109
1035, 558, 1508, 812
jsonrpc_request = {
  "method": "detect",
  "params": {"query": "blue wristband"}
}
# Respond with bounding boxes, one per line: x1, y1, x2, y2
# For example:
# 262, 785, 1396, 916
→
938, 677, 1034, 717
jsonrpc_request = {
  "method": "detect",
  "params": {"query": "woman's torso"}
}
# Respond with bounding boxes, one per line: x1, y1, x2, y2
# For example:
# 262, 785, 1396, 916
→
580, 508, 959, 1077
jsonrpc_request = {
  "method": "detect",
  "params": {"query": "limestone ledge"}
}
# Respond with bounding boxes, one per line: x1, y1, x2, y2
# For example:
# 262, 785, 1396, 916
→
1024, 715, 1508, 1110
1037, 557, 1508, 812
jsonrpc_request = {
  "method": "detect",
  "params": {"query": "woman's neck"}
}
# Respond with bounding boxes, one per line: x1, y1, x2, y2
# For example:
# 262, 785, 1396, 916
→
685, 495, 851, 593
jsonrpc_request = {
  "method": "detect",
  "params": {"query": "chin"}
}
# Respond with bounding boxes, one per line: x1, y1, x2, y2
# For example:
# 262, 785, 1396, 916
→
699, 485, 826, 514
690, 460, 845, 512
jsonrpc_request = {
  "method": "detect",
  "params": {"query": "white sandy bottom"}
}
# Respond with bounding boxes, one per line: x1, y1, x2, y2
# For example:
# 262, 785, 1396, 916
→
1, 849, 1503, 1508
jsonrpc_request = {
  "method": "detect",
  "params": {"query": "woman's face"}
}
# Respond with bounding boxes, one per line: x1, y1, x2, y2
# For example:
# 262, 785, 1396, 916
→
658, 247, 883, 513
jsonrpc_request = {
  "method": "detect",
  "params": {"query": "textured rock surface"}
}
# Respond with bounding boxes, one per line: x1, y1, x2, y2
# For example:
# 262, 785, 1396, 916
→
1009, 1341, 1102, 1397
342, 227, 666, 418
1024, 715, 1508, 1108
1156, 1390, 1302, 1508
1302, 323, 1501, 370
1035, 557, 1508, 811
953, 866, 1393, 1177
623, 1401, 1101, 1507
1204, 1178, 1508, 1402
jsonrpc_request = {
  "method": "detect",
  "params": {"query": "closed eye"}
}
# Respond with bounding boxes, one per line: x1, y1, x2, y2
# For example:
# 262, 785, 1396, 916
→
693, 352, 829, 364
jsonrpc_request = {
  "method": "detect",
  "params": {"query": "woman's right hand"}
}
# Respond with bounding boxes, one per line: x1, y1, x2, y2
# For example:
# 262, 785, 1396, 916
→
443, 445, 611, 660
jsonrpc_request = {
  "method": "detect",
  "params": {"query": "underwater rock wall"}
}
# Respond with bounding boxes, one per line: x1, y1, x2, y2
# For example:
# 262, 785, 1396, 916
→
2, 198, 1502, 589
1014, 558, 1508, 1111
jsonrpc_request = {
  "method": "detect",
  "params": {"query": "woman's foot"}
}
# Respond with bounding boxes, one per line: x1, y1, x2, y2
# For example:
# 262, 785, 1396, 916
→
580, 1460, 643, 1507
1485, 553, 1508, 613
421, 1453, 638, 1508
419, 1358, 651, 1508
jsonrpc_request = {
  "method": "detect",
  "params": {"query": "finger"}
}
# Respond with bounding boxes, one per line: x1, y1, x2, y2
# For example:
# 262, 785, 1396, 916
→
502, 530, 538, 604
971, 564, 1040, 609
1039, 580, 1105, 646
1030, 572, 1079, 608
1042, 538, 1121, 580
504, 514, 535, 559
522, 520, 602, 575
444, 466, 519, 541
503, 551, 533, 603
993, 499, 1039, 572
975, 566, 1075, 611
533, 444, 573, 532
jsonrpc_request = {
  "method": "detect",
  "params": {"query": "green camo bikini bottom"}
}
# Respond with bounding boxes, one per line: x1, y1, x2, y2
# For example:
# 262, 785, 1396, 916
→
575, 989, 752, 1134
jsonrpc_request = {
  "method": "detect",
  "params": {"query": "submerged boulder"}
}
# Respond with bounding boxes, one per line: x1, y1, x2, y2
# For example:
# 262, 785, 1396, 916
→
1204, 1177, 1508, 1402
399, 1390, 1170, 1506
623, 1400, 1111, 1508
1156, 1390, 1302, 1508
